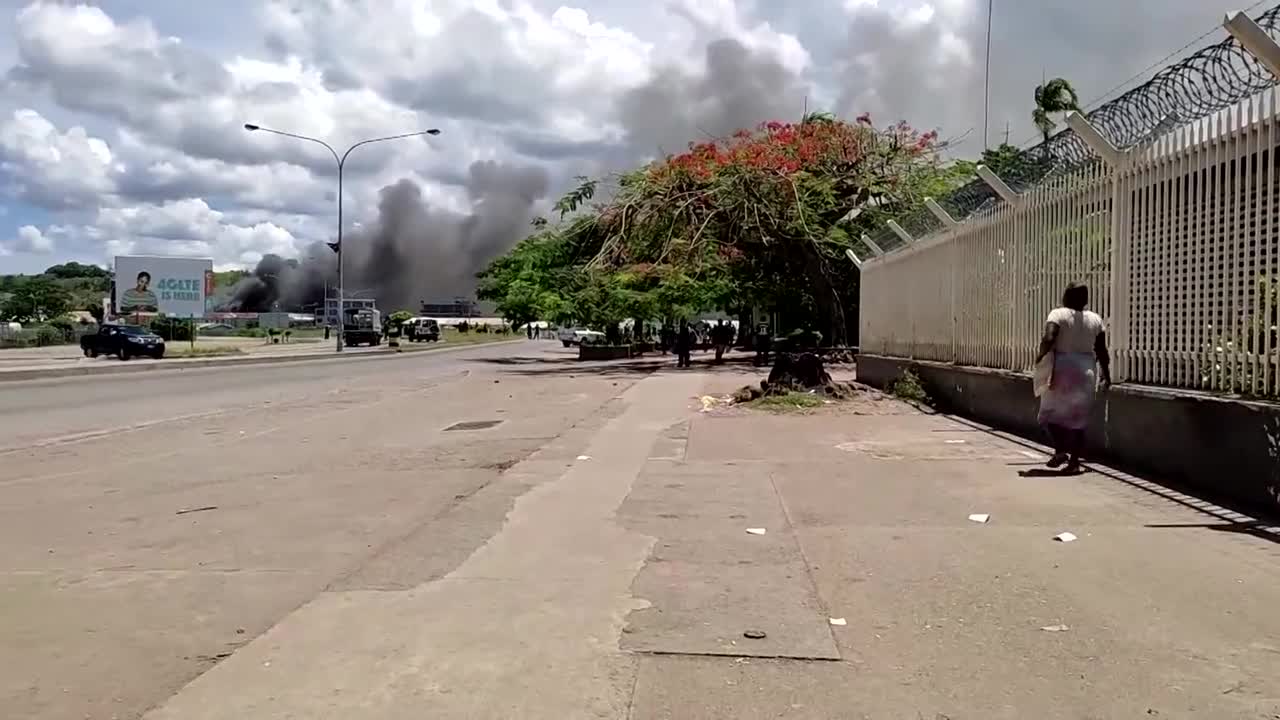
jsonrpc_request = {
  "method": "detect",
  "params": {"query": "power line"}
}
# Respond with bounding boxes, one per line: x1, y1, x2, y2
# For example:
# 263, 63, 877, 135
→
1078, 0, 1271, 112
1007, 0, 1271, 151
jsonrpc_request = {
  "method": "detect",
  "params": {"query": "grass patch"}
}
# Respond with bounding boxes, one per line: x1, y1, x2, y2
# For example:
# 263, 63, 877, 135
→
746, 391, 827, 413
435, 328, 519, 346
889, 368, 931, 405
167, 345, 247, 358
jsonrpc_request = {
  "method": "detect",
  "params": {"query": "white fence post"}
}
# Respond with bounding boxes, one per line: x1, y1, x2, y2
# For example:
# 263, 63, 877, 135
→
860, 233, 885, 256
1067, 111, 1133, 382
1066, 112, 1123, 168
976, 165, 1021, 205
925, 198, 959, 227
887, 220, 914, 245
845, 248, 863, 269
1225, 11, 1280, 78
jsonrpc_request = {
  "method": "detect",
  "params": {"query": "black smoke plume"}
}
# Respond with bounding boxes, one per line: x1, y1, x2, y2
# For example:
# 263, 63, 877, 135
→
220, 159, 549, 313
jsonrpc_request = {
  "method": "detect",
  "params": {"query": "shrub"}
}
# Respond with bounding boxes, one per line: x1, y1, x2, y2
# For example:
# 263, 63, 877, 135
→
149, 316, 193, 342
889, 368, 931, 405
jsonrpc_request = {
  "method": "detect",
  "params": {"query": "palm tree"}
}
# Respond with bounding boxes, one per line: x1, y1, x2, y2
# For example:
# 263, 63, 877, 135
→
1032, 78, 1081, 144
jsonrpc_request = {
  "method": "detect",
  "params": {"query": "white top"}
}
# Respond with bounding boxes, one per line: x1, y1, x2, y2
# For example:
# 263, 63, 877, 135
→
1048, 307, 1104, 353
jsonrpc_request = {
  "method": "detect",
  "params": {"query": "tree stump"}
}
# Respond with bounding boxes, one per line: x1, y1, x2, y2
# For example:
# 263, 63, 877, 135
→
763, 352, 831, 394
746, 351, 862, 400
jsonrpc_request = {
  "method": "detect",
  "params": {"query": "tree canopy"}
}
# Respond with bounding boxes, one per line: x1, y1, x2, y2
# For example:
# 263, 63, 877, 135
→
1032, 78, 1081, 144
479, 113, 963, 344
43, 262, 109, 280
0, 275, 73, 323
0, 263, 110, 324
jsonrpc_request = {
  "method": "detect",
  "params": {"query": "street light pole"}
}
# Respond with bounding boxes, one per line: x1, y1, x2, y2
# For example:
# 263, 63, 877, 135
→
243, 123, 441, 351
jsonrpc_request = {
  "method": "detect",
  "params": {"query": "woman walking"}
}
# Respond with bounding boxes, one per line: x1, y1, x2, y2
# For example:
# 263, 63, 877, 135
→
1035, 282, 1112, 473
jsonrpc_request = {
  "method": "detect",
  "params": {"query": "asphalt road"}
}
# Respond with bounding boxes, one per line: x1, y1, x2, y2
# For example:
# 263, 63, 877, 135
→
1, 339, 641, 720
0, 339, 524, 449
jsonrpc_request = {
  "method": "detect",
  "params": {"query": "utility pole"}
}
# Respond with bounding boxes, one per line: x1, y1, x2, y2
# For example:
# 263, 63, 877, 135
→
983, 0, 994, 150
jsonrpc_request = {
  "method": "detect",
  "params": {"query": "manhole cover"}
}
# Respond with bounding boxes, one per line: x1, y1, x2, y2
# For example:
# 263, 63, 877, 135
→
444, 420, 504, 431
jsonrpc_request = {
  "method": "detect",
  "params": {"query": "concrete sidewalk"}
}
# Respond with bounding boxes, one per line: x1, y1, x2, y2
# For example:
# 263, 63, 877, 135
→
129, 358, 1280, 719
626, 368, 1280, 719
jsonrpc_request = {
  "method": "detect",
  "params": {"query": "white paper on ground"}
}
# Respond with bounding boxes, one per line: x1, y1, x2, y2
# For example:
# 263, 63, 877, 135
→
745, 528, 767, 535
1054, 532, 1078, 543
576, 455, 592, 461
829, 617, 847, 626
968, 513, 990, 523
1040, 624, 1070, 632
945, 439, 967, 444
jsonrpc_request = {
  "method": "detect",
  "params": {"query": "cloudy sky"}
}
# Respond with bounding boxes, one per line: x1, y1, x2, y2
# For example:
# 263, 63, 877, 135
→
0, 0, 1262, 275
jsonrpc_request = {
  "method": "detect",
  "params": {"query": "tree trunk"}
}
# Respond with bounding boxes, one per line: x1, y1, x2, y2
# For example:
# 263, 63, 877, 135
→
765, 351, 830, 391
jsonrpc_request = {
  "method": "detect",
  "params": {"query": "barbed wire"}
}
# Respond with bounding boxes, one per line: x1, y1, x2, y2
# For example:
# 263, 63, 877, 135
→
864, 3, 1280, 256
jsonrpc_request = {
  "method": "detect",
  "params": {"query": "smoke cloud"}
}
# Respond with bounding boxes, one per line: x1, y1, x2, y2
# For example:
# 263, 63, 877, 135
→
221, 159, 549, 312
834, 2, 982, 149
616, 38, 810, 158
225, 37, 816, 314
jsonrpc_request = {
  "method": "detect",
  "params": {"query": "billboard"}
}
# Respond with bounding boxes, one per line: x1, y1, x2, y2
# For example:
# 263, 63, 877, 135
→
113, 255, 215, 319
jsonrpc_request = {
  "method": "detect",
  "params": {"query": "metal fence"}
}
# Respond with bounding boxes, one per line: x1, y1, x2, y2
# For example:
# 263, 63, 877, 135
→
860, 14, 1280, 397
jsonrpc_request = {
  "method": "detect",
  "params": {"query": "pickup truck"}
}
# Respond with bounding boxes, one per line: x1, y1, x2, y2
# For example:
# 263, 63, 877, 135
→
556, 327, 605, 347
80, 324, 166, 360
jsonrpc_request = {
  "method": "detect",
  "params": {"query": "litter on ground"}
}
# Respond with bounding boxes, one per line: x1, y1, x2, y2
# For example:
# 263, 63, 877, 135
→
1040, 624, 1070, 633
829, 617, 847, 626
968, 513, 990, 523
745, 528, 767, 535
576, 455, 592, 461
1054, 532, 1078, 543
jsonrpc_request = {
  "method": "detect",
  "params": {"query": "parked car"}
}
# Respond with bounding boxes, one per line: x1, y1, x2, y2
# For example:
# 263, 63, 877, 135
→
556, 327, 606, 347
405, 317, 440, 342
80, 324, 165, 360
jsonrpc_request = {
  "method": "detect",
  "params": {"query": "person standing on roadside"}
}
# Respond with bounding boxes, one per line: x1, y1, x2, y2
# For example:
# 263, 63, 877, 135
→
1035, 282, 1112, 474
675, 321, 692, 368
712, 320, 729, 363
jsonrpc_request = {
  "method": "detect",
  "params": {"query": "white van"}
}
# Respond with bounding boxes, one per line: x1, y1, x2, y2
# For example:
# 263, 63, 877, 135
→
406, 317, 441, 342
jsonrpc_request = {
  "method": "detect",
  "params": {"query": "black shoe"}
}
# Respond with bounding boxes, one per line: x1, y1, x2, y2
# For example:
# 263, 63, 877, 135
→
1046, 453, 1068, 469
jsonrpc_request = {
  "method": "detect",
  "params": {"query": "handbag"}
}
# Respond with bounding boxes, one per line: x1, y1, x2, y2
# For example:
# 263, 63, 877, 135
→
1032, 353, 1054, 397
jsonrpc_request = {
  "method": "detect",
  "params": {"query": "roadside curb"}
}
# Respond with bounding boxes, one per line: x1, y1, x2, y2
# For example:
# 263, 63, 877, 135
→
0, 339, 526, 383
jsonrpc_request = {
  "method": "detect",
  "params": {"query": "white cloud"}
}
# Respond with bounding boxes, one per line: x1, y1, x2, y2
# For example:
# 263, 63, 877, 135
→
0, 108, 119, 208
95, 198, 303, 264
8, 224, 53, 253
0, 0, 1269, 276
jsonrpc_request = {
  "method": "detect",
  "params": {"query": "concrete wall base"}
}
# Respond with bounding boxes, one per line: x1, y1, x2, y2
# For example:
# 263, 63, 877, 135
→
857, 354, 1280, 515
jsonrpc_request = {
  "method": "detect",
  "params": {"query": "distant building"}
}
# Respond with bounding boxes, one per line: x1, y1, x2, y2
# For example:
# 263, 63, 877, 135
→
418, 299, 494, 318
205, 312, 260, 329
259, 312, 318, 329
321, 298, 376, 326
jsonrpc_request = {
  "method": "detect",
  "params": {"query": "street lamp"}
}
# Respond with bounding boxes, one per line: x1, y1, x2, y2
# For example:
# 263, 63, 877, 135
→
242, 123, 441, 351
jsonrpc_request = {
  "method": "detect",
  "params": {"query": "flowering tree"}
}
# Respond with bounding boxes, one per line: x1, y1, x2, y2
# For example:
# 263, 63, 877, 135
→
479, 113, 961, 344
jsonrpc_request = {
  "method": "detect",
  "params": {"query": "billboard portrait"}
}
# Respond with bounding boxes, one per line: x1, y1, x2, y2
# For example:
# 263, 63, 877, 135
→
114, 255, 215, 319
